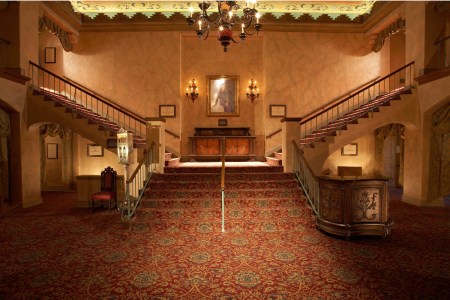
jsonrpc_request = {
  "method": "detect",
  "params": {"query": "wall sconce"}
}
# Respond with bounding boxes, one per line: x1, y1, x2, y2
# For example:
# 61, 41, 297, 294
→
246, 78, 260, 103
186, 79, 199, 103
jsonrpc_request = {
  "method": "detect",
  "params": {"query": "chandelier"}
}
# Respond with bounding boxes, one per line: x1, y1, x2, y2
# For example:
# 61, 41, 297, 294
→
186, 1, 262, 52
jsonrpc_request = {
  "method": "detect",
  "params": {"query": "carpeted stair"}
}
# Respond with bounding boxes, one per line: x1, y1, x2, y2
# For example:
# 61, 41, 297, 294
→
139, 166, 310, 233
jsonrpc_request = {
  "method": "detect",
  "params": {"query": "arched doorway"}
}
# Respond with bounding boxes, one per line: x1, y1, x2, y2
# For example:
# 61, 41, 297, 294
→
375, 123, 405, 188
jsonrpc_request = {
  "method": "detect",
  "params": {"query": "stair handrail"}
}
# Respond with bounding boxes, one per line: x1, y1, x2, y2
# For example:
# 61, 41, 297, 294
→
29, 61, 146, 139
292, 140, 320, 216
265, 76, 379, 141
220, 138, 226, 233
300, 61, 415, 146
121, 142, 155, 221
66, 74, 181, 140
62, 75, 146, 124
301, 76, 381, 123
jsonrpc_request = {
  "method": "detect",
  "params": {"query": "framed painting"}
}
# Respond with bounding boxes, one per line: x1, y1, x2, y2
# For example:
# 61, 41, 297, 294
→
270, 105, 286, 117
87, 144, 104, 157
341, 143, 358, 156
47, 143, 58, 159
159, 105, 176, 118
207, 75, 239, 117
44, 47, 56, 63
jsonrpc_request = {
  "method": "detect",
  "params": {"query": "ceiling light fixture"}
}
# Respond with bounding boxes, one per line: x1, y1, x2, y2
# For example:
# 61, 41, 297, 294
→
186, 1, 262, 52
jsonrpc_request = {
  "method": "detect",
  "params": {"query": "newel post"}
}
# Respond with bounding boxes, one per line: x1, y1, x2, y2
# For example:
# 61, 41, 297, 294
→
145, 117, 166, 173
281, 118, 302, 173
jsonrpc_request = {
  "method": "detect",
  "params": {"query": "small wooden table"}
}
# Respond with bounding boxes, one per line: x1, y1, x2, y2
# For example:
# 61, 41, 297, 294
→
188, 127, 256, 161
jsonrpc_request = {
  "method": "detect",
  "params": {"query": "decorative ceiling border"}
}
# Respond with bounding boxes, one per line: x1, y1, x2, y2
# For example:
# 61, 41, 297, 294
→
70, 1, 375, 21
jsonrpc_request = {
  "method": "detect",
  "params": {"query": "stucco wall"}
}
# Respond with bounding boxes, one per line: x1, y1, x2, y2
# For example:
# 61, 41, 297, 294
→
57, 29, 381, 160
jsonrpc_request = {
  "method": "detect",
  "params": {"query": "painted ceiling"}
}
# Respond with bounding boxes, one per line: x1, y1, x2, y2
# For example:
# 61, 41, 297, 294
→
70, 1, 376, 21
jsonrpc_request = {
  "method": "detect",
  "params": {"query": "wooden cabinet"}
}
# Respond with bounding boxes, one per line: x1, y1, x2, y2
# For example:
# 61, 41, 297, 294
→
316, 176, 392, 238
189, 127, 255, 161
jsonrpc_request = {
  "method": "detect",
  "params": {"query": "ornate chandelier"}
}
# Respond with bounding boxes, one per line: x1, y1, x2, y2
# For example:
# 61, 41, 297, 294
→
186, 1, 262, 52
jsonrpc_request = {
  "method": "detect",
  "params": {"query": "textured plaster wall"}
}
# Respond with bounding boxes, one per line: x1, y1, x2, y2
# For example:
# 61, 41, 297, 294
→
59, 30, 381, 160
322, 133, 376, 176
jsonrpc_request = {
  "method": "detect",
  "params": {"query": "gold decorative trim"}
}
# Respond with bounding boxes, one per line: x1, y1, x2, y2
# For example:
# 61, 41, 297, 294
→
71, 1, 375, 20
372, 18, 405, 53
39, 15, 74, 52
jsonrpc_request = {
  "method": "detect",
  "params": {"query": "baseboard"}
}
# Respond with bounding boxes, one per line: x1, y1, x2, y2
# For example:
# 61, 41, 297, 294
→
76, 201, 89, 208
402, 195, 445, 207
23, 198, 43, 208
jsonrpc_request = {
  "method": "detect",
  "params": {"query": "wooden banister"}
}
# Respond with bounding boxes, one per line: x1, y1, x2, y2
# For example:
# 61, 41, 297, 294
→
434, 34, 450, 45
301, 61, 414, 125
29, 61, 146, 125
266, 128, 282, 139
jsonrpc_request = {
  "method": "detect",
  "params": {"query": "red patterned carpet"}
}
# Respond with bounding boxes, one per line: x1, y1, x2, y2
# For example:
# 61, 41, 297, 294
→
1, 167, 450, 299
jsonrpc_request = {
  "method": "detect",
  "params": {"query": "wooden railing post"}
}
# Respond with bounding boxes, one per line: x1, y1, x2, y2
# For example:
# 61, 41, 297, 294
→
145, 117, 166, 173
281, 118, 302, 173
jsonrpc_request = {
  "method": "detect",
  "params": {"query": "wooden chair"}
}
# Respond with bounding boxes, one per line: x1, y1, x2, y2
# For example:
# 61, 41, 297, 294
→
91, 166, 117, 212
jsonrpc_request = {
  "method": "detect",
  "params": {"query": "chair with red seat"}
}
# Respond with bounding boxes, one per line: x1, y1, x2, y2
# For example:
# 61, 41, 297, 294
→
91, 166, 117, 212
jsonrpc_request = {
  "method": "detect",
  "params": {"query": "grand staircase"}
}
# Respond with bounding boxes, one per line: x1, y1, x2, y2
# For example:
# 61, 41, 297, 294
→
138, 165, 310, 233
27, 61, 147, 152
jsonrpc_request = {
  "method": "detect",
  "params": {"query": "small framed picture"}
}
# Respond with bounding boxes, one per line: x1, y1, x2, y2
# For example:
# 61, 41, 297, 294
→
218, 119, 228, 126
47, 143, 58, 159
341, 143, 358, 156
159, 105, 176, 118
44, 47, 56, 63
270, 105, 286, 117
87, 144, 104, 157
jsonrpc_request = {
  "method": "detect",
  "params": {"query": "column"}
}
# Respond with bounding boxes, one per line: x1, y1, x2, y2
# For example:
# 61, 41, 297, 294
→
281, 118, 302, 173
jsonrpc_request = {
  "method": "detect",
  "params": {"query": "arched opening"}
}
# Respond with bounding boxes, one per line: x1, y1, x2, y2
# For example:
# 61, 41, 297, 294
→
39, 123, 74, 191
375, 123, 406, 188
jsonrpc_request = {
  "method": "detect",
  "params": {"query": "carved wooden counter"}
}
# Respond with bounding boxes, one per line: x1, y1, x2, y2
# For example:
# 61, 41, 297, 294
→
189, 127, 255, 161
317, 176, 392, 238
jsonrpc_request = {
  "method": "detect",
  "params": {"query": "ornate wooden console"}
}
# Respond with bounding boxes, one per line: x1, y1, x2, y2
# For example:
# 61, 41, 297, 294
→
316, 176, 392, 238
189, 127, 256, 161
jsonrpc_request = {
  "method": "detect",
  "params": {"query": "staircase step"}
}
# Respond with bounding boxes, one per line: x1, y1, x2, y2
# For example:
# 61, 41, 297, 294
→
265, 156, 281, 166
164, 166, 283, 174
274, 152, 282, 160
152, 172, 295, 182
148, 180, 299, 190
145, 188, 303, 199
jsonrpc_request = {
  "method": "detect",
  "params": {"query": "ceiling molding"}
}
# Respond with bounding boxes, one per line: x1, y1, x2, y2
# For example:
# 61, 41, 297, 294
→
41, 1, 403, 35
70, 1, 375, 21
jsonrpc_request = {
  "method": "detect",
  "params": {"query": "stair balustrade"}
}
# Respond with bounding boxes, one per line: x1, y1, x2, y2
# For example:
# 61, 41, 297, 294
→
300, 62, 415, 147
292, 141, 320, 216
121, 142, 155, 221
29, 61, 147, 142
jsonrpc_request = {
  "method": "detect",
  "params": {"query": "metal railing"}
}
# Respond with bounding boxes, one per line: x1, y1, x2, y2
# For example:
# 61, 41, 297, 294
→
292, 141, 319, 216
121, 142, 155, 221
220, 139, 226, 232
435, 35, 450, 68
300, 62, 415, 146
29, 61, 147, 139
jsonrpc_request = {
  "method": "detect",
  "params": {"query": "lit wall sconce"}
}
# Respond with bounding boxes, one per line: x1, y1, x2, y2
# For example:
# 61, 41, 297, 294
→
186, 79, 199, 103
246, 78, 260, 103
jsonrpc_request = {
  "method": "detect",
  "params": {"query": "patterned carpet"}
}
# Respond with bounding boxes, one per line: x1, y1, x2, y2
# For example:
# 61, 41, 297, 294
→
0, 167, 449, 299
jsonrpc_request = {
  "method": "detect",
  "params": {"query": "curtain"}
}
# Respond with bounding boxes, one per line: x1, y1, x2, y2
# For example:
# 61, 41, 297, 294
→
428, 103, 450, 201
0, 109, 10, 203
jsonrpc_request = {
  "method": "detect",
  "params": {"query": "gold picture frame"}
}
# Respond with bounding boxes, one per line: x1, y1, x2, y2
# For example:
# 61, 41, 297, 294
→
44, 47, 56, 63
270, 105, 286, 117
341, 143, 358, 156
87, 144, 104, 157
159, 105, 176, 118
47, 143, 58, 159
207, 75, 239, 117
